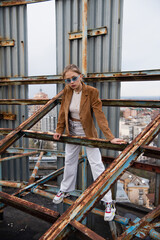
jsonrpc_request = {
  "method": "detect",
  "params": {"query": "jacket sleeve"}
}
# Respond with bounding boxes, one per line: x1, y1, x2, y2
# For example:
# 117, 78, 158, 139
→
91, 88, 115, 141
56, 90, 66, 134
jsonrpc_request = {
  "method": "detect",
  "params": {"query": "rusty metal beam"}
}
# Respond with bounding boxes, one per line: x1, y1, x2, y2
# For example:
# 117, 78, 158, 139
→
29, 151, 44, 184
117, 205, 160, 240
69, 27, 107, 40
0, 39, 15, 47
0, 128, 159, 159
0, 98, 160, 108
102, 156, 160, 173
0, 75, 62, 86
0, 191, 59, 223
0, 151, 38, 162
39, 114, 160, 240
4, 146, 64, 157
32, 187, 129, 226
142, 145, 160, 159
0, 0, 50, 7
0, 90, 63, 154
101, 99, 160, 108
86, 69, 160, 82
82, 0, 88, 76
0, 188, 105, 240
1, 70, 159, 85
71, 220, 105, 240
0, 180, 25, 188
22, 129, 126, 151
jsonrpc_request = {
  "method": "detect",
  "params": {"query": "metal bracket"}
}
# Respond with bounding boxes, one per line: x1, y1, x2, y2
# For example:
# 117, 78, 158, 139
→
0, 39, 15, 47
69, 26, 107, 40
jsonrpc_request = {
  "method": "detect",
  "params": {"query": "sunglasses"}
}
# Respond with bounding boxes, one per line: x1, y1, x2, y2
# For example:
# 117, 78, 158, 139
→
64, 75, 80, 84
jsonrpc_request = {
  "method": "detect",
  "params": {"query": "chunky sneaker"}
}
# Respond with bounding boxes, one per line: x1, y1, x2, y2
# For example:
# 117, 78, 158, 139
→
53, 191, 70, 204
104, 201, 116, 221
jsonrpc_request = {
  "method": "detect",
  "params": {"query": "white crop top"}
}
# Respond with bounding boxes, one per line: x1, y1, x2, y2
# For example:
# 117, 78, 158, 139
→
69, 90, 82, 119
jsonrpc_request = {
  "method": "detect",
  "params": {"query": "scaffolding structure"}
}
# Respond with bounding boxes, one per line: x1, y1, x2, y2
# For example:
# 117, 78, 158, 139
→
0, 0, 160, 239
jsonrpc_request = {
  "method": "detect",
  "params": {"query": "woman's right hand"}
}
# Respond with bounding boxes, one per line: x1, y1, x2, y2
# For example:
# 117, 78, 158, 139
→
53, 133, 62, 140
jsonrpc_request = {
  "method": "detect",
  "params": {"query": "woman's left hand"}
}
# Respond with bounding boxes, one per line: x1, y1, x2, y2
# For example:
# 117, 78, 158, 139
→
110, 138, 127, 144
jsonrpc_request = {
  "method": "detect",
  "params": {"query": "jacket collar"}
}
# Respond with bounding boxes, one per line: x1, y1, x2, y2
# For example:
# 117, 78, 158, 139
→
64, 81, 88, 113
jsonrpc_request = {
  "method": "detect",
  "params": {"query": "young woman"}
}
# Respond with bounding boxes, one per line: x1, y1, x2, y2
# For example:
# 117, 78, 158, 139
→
53, 64, 126, 221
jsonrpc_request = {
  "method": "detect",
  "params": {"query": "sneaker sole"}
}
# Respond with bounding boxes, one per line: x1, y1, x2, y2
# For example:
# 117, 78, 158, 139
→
53, 193, 70, 204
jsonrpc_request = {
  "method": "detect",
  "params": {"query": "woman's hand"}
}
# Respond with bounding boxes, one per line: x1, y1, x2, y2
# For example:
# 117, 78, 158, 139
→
110, 138, 126, 144
53, 133, 62, 140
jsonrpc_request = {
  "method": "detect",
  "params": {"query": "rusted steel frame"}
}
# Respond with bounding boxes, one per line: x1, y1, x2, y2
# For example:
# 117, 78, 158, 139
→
0, 0, 50, 7
5, 146, 65, 157
82, 0, 88, 76
1, 129, 159, 158
1, 69, 160, 85
101, 99, 160, 108
22, 130, 160, 159
0, 75, 62, 86
39, 115, 160, 240
86, 69, 160, 82
0, 180, 25, 188
0, 39, 15, 47
0, 164, 65, 211
0, 90, 63, 154
0, 151, 38, 162
69, 26, 107, 40
135, 222, 160, 239
33, 183, 129, 226
1, 98, 160, 109
108, 221, 118, 240
142, 145, 160, 159
22, 130, 127, 151
71, 220, 105, 240
14, 157, 84, 197
117, 205, 160, 240
0, 188, 104, 240
0, 112, 16, 120
102, 156, 160, 173
0, 191, 59, 223
0, 99, 50, 105
149, 229, 160, 240
14, 164, 66, 197
30, 165, 57, 170
0, 128, 13, 135
29, 151, 44, 184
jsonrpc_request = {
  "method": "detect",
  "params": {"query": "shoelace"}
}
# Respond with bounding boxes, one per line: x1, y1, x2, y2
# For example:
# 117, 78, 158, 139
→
105, 202, 112, 213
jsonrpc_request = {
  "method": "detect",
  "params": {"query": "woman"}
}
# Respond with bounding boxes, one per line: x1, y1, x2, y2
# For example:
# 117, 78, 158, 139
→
53, 64, 126, 221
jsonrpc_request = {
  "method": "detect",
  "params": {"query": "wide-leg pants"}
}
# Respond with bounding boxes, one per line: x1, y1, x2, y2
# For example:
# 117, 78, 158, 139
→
60, 120, 112, 202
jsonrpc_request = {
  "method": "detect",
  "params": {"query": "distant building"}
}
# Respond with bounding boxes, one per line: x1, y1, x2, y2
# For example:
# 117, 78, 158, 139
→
120, 171, 150, 208
123, 108, 137, 119
29, 89, 57, 132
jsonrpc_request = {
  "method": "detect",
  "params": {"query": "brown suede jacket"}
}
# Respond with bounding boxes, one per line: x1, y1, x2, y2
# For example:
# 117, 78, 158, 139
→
56, 81, 115, 141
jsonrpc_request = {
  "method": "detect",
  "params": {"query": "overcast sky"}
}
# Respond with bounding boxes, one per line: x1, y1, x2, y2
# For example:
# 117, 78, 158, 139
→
27, 0, 160, 98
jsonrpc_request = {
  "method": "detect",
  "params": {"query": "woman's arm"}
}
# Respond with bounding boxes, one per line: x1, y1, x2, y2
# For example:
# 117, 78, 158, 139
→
55, 91, 66, 135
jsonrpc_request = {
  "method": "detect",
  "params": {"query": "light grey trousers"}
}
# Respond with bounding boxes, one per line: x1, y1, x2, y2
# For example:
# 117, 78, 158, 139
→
60, 119, 112, 202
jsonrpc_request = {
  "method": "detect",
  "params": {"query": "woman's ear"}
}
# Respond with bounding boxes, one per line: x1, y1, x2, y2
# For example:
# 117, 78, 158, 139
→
80, 74, 84, 80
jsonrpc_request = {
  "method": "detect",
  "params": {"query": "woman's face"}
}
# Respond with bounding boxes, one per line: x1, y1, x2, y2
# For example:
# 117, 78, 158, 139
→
64, 70, 82, 91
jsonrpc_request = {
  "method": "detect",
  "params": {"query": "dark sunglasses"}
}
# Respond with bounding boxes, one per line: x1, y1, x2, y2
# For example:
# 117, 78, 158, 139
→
65, 75, 80, 84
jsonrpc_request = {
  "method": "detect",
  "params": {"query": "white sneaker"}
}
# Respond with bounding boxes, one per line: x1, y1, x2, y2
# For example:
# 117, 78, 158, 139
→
104, 201, 116, 221
53, 191, 70, 204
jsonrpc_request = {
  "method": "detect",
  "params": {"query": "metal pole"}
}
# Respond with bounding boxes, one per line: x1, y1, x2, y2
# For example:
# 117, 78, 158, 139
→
82, 0, 88, 76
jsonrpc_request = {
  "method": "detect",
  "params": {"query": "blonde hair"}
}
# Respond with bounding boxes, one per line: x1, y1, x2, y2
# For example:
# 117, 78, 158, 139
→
62, 64, 81, 79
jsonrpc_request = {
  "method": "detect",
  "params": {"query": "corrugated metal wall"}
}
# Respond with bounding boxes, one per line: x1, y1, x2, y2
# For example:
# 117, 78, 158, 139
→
56, 0, 123, 156
0, 5, 29, 181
